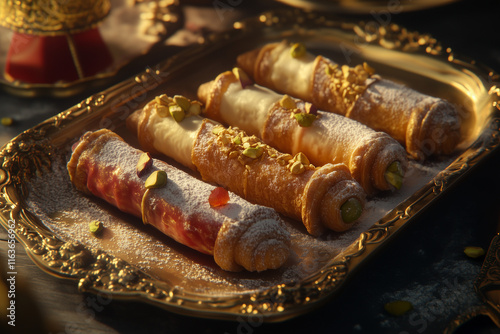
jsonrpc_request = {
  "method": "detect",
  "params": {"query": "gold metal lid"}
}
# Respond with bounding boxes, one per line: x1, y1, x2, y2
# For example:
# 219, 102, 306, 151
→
0, 0, 111, 35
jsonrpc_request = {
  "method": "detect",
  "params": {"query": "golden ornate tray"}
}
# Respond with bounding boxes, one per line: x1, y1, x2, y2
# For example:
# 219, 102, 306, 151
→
1, 8, 499, 322
273, 0, 460, 13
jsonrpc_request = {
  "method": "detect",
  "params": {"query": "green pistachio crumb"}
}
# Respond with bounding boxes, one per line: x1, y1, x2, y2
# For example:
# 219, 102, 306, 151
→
384, 300, 413, 316
145, 170, 168, 189
173, 95, 191, 112
169, 104, 185, 122
1, 117, 13, 126
294, 113, 316, 127
89, 220, 104, 236
290, 43, 306, 58
233, 136, 242, 145
242, 147, 263, 159
279, 95, 297, 109
188, 101, 202, 116
464, 246, 485, 259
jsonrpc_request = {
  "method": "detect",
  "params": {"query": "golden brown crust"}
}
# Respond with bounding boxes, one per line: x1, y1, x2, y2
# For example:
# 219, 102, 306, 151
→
214, 214, 291, 272
194, 120, 312, 222
261, 97, 407, 195
198, 70, 407, 195
193, 121, 365, 235
235, 47, 260, 78
126, 102, 161, 156
252, 42, 281, 90
311, 56, 367, 116
302, 164, 364, 235
406, 99, 462, 160
236, 42, 283, 91
67, 129, 124, 194
197, 72, 238, 123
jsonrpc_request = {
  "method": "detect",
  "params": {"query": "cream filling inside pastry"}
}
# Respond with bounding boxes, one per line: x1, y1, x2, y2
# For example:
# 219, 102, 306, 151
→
148, 109, 203, 169
269, 42, 316, 98
220, 82, 281, 137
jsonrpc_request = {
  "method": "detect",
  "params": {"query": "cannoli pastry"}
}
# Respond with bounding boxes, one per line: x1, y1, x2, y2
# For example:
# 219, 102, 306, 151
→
197, 69, 407, 196
236, 40, 462, 160
127, 95, 366, 236
67, 128, 291, 272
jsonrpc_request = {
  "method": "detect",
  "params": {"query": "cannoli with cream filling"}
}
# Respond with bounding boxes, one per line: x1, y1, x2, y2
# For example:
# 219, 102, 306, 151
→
237, 40, 461, 160
198, 69, 407, 196
127, 96, 366, 236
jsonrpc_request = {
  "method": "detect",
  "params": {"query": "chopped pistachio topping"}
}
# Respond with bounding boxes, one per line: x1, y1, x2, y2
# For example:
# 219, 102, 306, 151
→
305, 103, 318, 115
363, 62, 375, 76
284, 152, 311, 175
212, 125, 225, 135
280, 94, 297, 109
325, 61, 377, 109
294, 152, 309, 165
211, 125, 314, 175
188, 101, 202, 116
289, 161, 305, 174
156, 104, 170, 117
1, 117, 13, 126
136, 152, 153, 177
173, 95, 191, 112
232, 67, 253, 88
242, 146, 263, 159
169, 104, 185, 122
153, 94, 203, 120
294, 112, 316, 127
232, 135, 242, 145
279, 153, 293, 160
279, 95, 317, 126
290, 42, 306, 58
155, 94, 170, 106
145, 170, 168, 189
384, 300, 413, 316
464, 246, 485, 259
89, 220, 104, 236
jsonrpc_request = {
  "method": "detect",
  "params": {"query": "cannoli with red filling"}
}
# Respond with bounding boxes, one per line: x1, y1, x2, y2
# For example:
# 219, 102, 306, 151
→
67, 129, 290, 272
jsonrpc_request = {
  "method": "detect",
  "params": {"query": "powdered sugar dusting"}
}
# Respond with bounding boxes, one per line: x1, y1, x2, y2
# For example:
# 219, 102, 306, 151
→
100, 135, 273, 226
25, 138, 453, 295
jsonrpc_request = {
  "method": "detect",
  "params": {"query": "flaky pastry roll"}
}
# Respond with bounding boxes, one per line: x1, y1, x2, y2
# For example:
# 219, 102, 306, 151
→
237, 40, 462, 160
127, 96, 366, 236
198, 70, 407, 196
67, 129, 290, 272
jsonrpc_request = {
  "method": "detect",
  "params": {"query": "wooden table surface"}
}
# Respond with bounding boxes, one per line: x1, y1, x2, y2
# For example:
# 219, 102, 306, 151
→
2, 1, 500, 333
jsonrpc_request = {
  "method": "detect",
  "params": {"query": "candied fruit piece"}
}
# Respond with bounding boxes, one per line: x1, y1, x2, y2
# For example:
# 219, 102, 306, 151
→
209, 187, 230, 207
